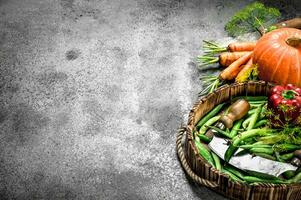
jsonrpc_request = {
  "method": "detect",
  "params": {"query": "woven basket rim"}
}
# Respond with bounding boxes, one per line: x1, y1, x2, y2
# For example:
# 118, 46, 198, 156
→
187, 81, 301, 189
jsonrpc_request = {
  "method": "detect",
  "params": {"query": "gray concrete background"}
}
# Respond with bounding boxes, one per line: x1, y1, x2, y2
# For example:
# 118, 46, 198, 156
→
0, 0, 300, 199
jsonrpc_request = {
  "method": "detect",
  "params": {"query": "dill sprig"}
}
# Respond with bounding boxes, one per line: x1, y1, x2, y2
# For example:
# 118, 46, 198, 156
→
225, 2, 281, 37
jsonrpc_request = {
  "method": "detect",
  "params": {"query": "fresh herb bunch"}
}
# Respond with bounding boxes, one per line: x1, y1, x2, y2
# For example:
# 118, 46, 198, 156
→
225, 2, 281, 37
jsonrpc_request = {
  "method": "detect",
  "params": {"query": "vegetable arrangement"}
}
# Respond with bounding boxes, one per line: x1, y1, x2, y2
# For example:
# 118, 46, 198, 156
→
193, 93, 301, 184
197, 2, 301, 97
189, 0, 301, 188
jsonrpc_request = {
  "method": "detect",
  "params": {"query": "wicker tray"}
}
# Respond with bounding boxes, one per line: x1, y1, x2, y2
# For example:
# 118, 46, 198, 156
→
176, 81, 301, 200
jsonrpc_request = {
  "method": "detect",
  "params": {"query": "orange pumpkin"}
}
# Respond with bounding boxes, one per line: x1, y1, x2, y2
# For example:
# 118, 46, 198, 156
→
253, 28, 301, 87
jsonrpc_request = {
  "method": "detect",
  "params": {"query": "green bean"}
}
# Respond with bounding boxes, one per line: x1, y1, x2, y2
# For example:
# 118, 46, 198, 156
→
244, 176, 287, 184
288, 171, 301, 183
242, 137, 257, 145
250, 104, 262, 109
260, 105, 267, 119
246, 170, 280, 180
282, 170, 295, 179
257, 134, 284, 144
273, 144, 301, 152
206, 125, 232, 138
253, 152, 276, 161
211, 152, 222, 171
250, 147, 274, 155
247, 104, 262, 130
280, 152, 294, 161
229, 119, 243, 138
249, 101, 267, 105
242, 116, 252, 129
223, 165, 245, 180
254, 119, 268, 128
194, 140, 214, 166
239, 144, 272, 149
232, 129, 275, 147
196, 103, 225, 130
247, 109, 257, 115
250, 141, 265, 145
232, 96, 268, 102
197, 134, 211, 143
222, 168, 244, 182
224, 144, 238, 162
198, 116, 221, 135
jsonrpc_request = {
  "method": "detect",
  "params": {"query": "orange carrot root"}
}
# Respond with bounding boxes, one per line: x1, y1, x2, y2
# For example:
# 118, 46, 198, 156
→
219, 52, 253, 81
228, 42, 257, 52
235, 58, 254, 82
219, 51, 251, 67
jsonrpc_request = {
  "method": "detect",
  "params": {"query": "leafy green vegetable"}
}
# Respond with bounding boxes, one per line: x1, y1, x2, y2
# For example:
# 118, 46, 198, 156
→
225, 2, 281, 37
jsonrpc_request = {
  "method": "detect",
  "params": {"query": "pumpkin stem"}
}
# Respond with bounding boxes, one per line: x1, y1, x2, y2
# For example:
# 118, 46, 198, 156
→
286, 37, 301, 47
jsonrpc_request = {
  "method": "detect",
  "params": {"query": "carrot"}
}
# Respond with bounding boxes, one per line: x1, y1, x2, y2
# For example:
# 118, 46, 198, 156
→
235, 58, 254, 82
219, 52, 253, 80
201, 40, 256, 54
219, 51, 251, 67
228, 42, 256, 52
197, 51, 251, 67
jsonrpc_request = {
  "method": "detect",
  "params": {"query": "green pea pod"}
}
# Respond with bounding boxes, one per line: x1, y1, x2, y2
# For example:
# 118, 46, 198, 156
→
224, 144, 238, 162
249, 101, 267, 105
253, 119, 267, 128
211, 152, 222, 171
232, 129, 275, 147
250, 147, 274, 155
253, 152, 276, 161
247, 108, 257, 115
282, 170, 295, 179
197, 134, 211, 143
244, 176, 287, 184
288, 171, 301, 183
229, 118, 243, 138
246, 170, 281, 180
280, 152, 294, 161
260, 105, 267, 119
239, 144, 272, 149
223, 165, 245, 180
194, 140, 214, 166
257, 134, 284, 145
206, 125, 232, 138
273, 144, 301, 152
222, 168, 244, 182
198, 116, 221, 135
247, 104, 263, 131
242, 116, 252, 129
196, 103, 225, 130
250, 104, 262, 109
